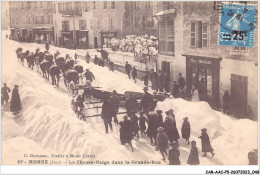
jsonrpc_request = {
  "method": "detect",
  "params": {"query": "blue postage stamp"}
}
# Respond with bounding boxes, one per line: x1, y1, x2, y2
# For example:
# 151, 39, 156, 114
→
218, 3, 256, 48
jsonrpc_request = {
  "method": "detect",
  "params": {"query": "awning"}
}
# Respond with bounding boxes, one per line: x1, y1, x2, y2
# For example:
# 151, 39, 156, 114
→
21, 28, 27, 30
182, 53, 222, 61
156, 9, 175, 16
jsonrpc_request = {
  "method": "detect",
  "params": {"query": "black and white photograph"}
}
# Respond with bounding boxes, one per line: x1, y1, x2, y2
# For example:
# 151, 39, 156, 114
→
1, 0, 259, 172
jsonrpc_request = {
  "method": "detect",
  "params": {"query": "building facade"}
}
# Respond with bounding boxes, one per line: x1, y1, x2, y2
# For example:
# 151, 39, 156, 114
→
52, 1, 125, 49
9, 1, 54, 43
157, 1, 258, 120
1, 1, 10, 30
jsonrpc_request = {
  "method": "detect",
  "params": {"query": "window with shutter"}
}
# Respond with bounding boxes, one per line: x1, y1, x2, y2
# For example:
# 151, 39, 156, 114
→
159, 19, 174, 55
111, 2, 115, 9
191, 21, 196, 47
197, 21, 202, 48
202, 22, 208, 48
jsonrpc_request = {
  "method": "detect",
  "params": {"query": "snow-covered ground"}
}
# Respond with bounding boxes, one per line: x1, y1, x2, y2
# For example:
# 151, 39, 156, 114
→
1, 32, 257, 165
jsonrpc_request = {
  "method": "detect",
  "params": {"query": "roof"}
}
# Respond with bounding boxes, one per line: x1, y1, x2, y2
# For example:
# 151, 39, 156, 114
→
156, 9, 175, 16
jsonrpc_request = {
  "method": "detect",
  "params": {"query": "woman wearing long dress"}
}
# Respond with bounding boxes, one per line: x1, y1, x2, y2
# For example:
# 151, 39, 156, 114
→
191, 85, 200, 102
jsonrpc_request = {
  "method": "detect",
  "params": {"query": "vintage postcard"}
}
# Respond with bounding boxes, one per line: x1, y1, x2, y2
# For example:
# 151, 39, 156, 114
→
1, 0, 259, 172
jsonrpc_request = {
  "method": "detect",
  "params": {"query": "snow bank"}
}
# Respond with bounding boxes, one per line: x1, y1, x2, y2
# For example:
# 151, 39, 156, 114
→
156, 98, 258, 165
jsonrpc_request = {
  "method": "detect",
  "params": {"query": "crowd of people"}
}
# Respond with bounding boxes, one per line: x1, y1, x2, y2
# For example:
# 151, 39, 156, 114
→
110, 35, 158, 64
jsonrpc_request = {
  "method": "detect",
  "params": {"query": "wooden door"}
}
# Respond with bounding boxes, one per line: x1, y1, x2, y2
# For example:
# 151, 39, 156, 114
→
231, 74, 248, 118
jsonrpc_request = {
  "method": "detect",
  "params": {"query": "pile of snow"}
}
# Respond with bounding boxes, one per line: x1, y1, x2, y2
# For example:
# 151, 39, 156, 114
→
2, 34, 257, 165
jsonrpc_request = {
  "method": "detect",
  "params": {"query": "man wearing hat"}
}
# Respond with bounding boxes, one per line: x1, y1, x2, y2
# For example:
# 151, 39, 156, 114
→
124, 94, 138, 115
146, 111, 159, 145
83, 69, 95, 82
109, 90, 120, 125
198, 128, 215, 157
168, 141, 181, 165
156, 127, 169, 161
85, 52, 91, 64
10, 85, 22, 115
101, 96, 116, 134
125, 61, 132, 79
156, 110, 163, 125
181, 117, 190, 144
140, 87, 153, 115
94, 55, 99, 65
1, 83, 11, 106
129, 110, 139, 139
138, 112, 148, 135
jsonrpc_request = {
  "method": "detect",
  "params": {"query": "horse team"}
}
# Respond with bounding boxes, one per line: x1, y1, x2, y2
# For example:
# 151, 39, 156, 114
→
15, 47, 83, 88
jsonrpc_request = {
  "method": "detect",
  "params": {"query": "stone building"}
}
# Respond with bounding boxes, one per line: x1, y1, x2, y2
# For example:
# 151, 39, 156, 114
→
156, 1, 258, 120
1, 1, 10, 30
9, 1, 54, 43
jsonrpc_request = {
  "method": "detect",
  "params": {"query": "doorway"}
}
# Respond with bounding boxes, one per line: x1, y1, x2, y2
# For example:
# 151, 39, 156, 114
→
161, 61, 170, 92
231, 74, 248, 118
94, 37, 98, 48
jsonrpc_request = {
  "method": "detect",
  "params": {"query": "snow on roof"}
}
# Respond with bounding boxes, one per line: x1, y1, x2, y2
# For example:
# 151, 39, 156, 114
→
156, 9, 175, 16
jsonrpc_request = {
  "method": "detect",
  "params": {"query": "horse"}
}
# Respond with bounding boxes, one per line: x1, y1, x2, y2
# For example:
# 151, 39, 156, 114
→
17, 50, 30, 66
49, 65, 61, 86
40, 60, 53, 79
73, 65, 84, 83
65, 59, 75, 70
63, 70, 79, 88
26, 53, 35, 70
45, 54, 54, 63
15, 47, 23, 61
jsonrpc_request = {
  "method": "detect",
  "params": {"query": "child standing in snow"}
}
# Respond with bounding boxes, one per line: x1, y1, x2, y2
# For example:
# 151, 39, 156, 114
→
181, 117, 190, 144
187, 140, 200, 165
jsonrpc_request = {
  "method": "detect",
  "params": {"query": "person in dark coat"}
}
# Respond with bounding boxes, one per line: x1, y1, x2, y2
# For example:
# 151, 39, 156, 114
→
94, 55, 99, 65
198, 78, 207, 101
157, 70, 164, 92
147, 111, 159, 145
178, 73, 186, 91
83, 69, 95, 82
108, 60, 114, 72
140, 87, 153, 115
98, 58, 105, 67
149, 69, 158, 91
45, 43, 50, 51
168, 141, 181, 165
198, 128, 215, 157
163, 110, 180, 144
124, 95, 138, 115
10, 85, 22, 114
109, 90, 120, 124
1, 83, 11, 106
223, 90, 230, 114
156, 110, 163, 126
187, 140, 200, 165
142, 72, 149, 87
119, 115, 134, 152
138, 112, 148, 135
172, 81, 179, 98
85, 52, 91, 63
74, 53, 78, 63
101, 98, 116, 134
156, 127, 169, 161
125, 62, 132, 79
132, 67, 137, 83
130, 110, 139, 139
163, 72, 170, 92
181, 117, 190, 144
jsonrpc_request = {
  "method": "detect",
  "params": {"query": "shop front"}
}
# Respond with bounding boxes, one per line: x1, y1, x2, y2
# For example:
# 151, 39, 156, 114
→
61, 31, 73, 49
76, 30, 89, 49
10, 28, 16, 40
100, 31, 118, 48
33, 27, 54, 44
21, 28, 27, 42
183, 54, 222, 108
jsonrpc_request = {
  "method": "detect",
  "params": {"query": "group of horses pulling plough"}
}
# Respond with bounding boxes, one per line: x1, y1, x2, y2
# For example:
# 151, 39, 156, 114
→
15, 47, 83, 88
15, 47, 167, 121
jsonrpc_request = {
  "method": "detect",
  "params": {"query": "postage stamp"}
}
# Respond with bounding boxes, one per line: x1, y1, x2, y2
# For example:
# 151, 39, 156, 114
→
218, 3, 257, 47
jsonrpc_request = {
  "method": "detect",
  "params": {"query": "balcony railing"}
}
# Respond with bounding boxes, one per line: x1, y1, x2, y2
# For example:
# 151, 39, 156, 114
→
62, 10, 82, 17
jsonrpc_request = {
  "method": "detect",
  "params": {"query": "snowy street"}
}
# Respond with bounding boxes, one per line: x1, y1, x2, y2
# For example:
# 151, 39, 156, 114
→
1, 33, 258, 165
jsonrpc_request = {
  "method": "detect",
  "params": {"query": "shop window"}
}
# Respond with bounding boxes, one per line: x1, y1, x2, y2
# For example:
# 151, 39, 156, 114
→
111, 2, 115, 9
104, 2, 107, 9
159, 19, 174, 55
190, 21, 208, 48
79, 20, 87, 30
62, 21, 70, 31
